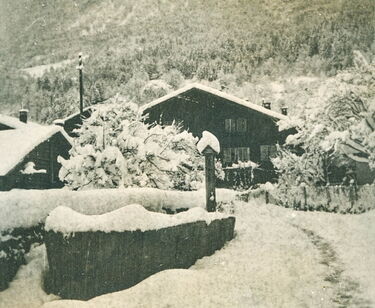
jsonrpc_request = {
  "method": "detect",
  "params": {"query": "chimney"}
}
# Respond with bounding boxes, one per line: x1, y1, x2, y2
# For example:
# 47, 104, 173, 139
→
262, 102, 271, 110
281, 107, 288, 116
19, 109, 28, 123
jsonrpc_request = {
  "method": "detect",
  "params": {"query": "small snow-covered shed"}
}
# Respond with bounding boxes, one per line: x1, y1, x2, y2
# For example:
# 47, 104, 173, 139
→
142, 83, 294, 183
0, 115, 72, 191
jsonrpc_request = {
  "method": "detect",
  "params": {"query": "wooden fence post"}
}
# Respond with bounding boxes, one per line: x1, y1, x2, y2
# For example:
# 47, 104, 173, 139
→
203, 147, 216, 212
349, 183, 356, 212
326, 185, 331, 209
197, 131, 220, 212
302, 184, 307, 210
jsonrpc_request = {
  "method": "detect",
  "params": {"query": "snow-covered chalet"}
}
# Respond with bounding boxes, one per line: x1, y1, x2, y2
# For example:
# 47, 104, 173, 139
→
0, 111, 72, 191
142, 83, 294, 184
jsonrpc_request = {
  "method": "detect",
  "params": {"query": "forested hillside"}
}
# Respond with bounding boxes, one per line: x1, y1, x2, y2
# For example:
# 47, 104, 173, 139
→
0, 0, 374, 122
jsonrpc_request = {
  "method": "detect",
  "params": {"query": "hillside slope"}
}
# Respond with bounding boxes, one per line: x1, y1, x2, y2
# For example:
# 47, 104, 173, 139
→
0, 0, 374, 120
1, 0, 373, 68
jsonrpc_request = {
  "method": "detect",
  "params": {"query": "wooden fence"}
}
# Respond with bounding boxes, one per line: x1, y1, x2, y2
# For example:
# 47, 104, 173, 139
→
242, 184, 375, 214
44, 217, 235, 300
45, 217, 235, 300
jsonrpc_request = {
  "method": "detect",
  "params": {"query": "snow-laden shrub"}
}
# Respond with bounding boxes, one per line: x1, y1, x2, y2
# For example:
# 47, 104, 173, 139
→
161, 69, 185, 89
58, 98, 206, 190
141, 79, 171, 102
272, 146, 327, 187
274, 53, 375, 187
0, 224, 44, 290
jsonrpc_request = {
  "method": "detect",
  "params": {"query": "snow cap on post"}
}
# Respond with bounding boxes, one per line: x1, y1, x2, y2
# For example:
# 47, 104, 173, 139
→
197, 131, 220, 155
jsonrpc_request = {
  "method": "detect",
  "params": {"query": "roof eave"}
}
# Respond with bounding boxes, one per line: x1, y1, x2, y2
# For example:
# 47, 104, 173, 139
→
141, 83, 287, 121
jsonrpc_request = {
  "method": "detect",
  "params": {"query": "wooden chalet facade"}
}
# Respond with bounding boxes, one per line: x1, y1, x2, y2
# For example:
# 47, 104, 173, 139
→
142, 83, 293, 184
0, 115, 72, 191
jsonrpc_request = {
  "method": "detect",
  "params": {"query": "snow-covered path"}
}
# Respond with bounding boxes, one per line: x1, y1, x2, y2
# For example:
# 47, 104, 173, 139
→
288, 208, 375, 307
296, 226, 371, 307
1, 199, 374, 308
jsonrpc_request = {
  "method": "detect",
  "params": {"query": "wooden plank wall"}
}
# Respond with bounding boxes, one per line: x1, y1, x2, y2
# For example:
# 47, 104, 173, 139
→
44, 217, 236, 300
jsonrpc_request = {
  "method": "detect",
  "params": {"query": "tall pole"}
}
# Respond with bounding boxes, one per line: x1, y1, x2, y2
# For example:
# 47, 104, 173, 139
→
78, 53, 84, 115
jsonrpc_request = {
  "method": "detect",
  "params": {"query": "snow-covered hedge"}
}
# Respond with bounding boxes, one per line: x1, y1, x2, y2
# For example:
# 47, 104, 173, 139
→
0, 188, 237, 232
244, 183, 375, 214
0, 224, 44, 290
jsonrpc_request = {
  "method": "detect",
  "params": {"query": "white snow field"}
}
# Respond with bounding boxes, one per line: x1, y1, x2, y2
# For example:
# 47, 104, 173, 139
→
1, 199, 374, 308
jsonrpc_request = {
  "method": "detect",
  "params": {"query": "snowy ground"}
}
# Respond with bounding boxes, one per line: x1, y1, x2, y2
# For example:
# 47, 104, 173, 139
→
1, 199, 374, 308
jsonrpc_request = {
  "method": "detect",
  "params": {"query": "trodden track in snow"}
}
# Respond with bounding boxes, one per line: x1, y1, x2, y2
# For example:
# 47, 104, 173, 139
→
1, 199, 374, 308
296, 226, 372, 307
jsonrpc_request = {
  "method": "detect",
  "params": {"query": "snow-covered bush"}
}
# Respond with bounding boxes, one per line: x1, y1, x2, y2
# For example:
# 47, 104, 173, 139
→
58, 98, 206, 190
272, 145, 328, 187
274, 52, 375, 187
161, 69, 185, 89
141, 79, 171, 102
0, 224, 44, 290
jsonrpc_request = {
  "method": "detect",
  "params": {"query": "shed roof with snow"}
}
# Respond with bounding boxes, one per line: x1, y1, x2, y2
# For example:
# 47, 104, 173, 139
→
0, 115, 73, 190
0, 126, 72, 176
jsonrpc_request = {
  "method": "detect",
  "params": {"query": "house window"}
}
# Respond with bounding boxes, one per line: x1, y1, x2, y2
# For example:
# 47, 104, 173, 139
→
223, 147, 251, 164
260, 145, 277, 161
225, 118, 247, 133
236, 118, 247, 133
223, 148, 232, 163
225, 119, 236, 133
238, 147, 251, 161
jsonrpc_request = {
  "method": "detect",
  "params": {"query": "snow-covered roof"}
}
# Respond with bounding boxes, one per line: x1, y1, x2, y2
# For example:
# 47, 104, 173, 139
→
141, 83, 288, 121
0, 114, 41, 129
55, 106, 94, 124
0, 126, 73, 176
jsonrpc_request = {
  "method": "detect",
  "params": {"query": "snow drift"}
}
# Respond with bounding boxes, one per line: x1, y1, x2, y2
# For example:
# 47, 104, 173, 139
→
0, 188, 237, 231
45, 204, 229, 234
